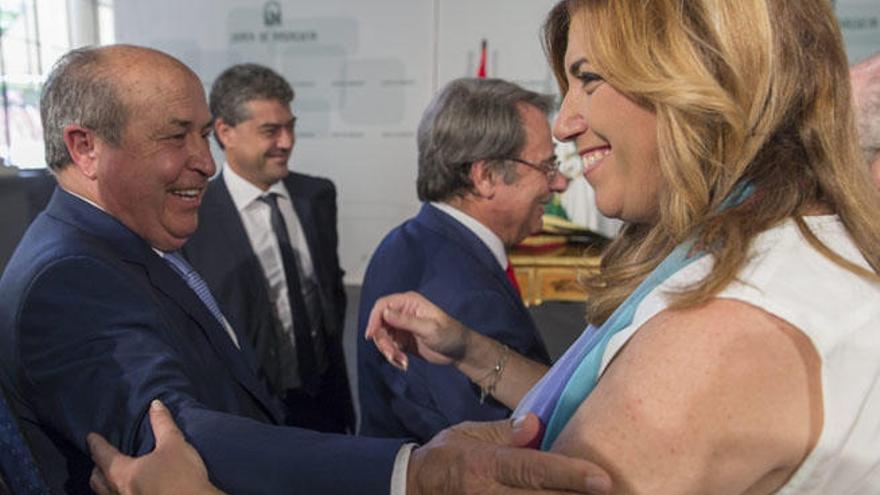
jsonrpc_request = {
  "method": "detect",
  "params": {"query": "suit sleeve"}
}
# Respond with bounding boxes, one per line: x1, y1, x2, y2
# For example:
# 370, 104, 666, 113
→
17, 257, 402, 495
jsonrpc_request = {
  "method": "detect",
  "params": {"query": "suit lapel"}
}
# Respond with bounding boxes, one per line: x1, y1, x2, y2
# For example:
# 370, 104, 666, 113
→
193, 179, 285, 421
204, 178, 273, 365
146, 255, 244, 362
52, 187, 284, 424
419, 203, 528, 315
206, 178, 266, 295
145, 248, 285, 424
286, 176, 329, 294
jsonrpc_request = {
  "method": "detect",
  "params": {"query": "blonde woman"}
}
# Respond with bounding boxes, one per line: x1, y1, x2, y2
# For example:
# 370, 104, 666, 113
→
367, 0, 880, 493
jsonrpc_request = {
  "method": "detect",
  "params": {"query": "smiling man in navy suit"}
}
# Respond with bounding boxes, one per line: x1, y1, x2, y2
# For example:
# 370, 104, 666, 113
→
181, 64, 354, 433
0, 44, 402, 494
358, 78, 569, 442
0, 45, 608, 495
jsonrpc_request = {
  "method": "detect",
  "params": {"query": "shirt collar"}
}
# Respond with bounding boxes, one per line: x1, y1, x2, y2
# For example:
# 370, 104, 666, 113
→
61, 187, 106, 212
61, 187, 175, 256
431, 201, 507, 268
222, 162, 290, 212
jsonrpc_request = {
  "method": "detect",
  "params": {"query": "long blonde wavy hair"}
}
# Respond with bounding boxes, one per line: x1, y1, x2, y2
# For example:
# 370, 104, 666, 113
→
544, 0, 880, 325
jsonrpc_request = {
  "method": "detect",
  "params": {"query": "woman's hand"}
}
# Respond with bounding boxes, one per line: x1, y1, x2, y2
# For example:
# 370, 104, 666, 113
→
365, 291, 472, 370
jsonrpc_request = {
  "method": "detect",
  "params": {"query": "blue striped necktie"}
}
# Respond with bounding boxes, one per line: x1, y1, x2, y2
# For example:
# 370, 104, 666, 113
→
164, 251, 239, 348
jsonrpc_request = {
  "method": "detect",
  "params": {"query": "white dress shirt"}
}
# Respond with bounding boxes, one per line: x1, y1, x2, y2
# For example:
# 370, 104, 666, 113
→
223, 165, 317, 367
431, 201, 508, 269
226, 166, 414, 493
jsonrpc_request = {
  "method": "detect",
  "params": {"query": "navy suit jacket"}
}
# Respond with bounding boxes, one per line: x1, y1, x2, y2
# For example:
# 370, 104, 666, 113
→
358, 203, 551, 442
181, 172, 354, 429
0, 188, 402, 494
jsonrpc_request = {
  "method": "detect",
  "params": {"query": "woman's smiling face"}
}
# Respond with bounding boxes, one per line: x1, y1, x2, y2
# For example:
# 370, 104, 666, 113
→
552, 9, 663, 224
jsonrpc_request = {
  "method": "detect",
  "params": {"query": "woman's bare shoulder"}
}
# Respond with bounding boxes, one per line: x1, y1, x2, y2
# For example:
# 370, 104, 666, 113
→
552, 298, 822, 495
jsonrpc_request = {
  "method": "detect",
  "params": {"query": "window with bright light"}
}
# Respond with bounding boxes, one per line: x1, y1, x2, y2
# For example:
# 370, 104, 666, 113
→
0, 0, 114, 169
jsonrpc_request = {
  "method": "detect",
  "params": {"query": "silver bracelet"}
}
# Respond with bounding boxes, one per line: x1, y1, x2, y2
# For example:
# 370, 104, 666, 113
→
479, 343, 510, 404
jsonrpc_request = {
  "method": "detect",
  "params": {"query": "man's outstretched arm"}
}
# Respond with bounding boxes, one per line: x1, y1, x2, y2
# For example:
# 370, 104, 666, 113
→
88, 400, 224, 495
90, 408, 611, 495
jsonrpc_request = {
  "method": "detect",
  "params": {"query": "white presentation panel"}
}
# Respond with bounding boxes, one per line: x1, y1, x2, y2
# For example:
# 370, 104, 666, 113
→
115, 0, 878, 282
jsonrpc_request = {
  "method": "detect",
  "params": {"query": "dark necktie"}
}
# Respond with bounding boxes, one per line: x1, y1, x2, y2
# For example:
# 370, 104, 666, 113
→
259, 193, 320, 395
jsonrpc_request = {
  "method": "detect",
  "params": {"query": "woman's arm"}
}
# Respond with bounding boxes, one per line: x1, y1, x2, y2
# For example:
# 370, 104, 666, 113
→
550, 298, 823, 494
365, 291, 549, 409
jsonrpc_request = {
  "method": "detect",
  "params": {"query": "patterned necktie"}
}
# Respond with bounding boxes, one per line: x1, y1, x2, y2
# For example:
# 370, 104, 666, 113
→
505, 262, 522, 296
164, 251, 239, 348
0, 390, 46, 494
259, 193, 320, 395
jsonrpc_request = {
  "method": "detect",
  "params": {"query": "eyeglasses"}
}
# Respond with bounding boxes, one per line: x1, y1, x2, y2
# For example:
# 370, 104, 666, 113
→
501, 156, 561, 181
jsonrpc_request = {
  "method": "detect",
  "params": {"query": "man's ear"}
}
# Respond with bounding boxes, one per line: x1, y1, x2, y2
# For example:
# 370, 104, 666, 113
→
214, 118, 235, 149
61, 124, 100, 179
469, 160, 498, 199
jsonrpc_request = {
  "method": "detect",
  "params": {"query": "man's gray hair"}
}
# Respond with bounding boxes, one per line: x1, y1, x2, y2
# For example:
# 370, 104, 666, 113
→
416, 77, 554, 202
209, 63, 294, 148
40, 46, 128, 171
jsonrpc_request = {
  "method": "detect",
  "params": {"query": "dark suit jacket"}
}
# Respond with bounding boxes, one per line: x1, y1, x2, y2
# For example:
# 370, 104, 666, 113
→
0, 188, 402, 494
357, 203, 552, 442
181, 172, 354, 430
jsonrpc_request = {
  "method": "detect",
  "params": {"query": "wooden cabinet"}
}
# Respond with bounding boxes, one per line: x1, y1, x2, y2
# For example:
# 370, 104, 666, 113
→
508, 245, 602, 306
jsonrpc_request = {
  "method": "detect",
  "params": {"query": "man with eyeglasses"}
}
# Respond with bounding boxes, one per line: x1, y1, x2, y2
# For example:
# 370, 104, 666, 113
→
357, 77, 569, 442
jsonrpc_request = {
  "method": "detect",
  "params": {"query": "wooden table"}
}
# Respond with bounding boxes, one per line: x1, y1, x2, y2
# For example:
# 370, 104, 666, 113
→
508, 244, 602, 307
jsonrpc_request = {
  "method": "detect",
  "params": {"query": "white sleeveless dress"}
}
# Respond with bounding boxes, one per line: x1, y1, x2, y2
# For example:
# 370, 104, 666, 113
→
600, 216, 880, 494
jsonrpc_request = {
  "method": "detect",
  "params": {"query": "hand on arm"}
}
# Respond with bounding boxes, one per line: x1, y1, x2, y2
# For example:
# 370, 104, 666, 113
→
88, 400, 225, 495
407, 413, 611, 495
365, 291, 549, 408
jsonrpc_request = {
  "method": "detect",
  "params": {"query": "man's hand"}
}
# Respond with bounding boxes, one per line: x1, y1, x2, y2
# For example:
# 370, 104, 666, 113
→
87, 400, 224, 495
407, 413, 612, 494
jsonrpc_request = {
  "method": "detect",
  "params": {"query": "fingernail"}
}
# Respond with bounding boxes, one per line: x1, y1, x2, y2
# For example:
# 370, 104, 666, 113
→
511, 414, 526, 430
393, 355, 408, 371
150, 399, 162, 411
585, 474, 611, 494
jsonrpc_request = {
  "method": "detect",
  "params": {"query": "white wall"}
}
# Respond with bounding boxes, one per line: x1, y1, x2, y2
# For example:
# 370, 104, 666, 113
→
114, 0, 879, 284
115, 0, 559, 284
837, 0, 880, 63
